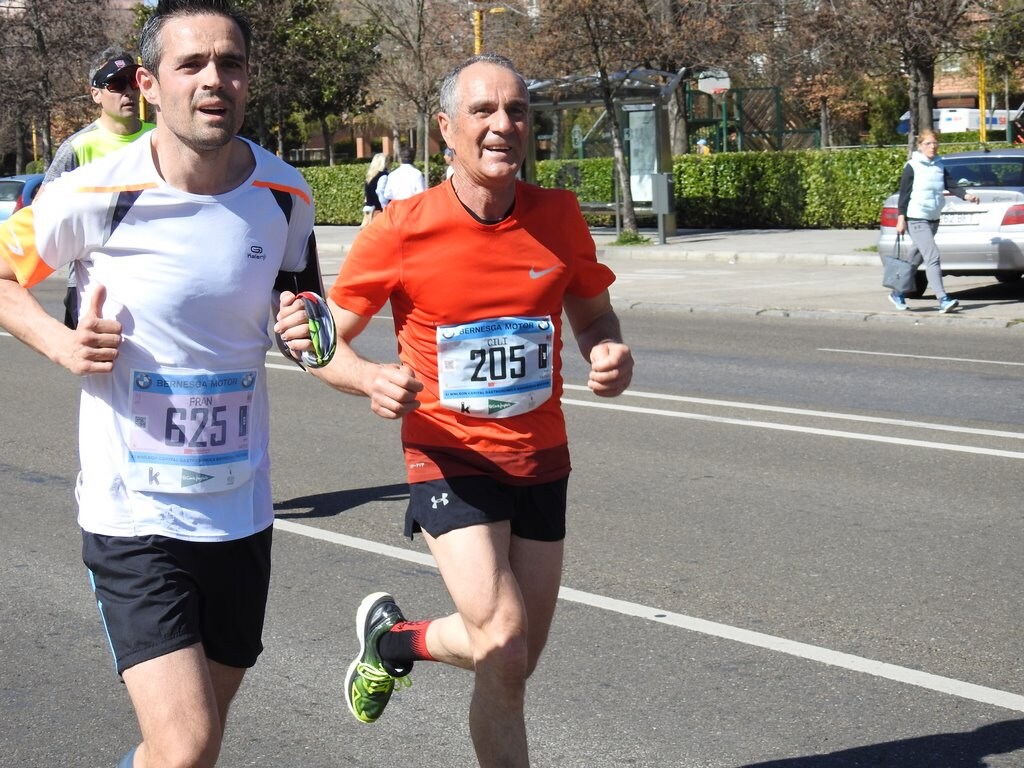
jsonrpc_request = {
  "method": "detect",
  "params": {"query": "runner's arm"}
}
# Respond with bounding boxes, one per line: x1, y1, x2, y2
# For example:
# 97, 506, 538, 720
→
0, 257, 121, 375
275, 293, 422, 418
564, 290, 633, 398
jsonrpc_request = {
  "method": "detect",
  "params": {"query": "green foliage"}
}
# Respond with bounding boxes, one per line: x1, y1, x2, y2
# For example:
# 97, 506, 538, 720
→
310, 144, 1021, 228
612, 230, 651, 246
300, 165, 367, 225
302, 160, 443, 224
935, 134, 1015, 147
861, 80, 905, 147
25, 159, 45, 174
535, 149, 911, 229
534, 158, 616, 202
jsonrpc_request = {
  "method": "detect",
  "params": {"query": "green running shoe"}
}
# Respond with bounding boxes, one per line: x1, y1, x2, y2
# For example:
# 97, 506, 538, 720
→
345, 592, 412, 724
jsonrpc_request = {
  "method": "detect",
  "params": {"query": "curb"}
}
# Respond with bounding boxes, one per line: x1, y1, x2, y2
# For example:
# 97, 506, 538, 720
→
614, 302, 1024, 329
321, 239, 881, 268
594, 247, 879, 268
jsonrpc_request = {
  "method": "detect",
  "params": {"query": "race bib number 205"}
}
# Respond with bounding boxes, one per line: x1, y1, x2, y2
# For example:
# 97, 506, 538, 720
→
125, 369, 257, 494
437, 316, 553, 418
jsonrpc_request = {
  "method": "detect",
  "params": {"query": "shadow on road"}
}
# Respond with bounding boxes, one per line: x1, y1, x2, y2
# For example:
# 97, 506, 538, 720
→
738, 717, 1024, 768
274, 483, 409, 519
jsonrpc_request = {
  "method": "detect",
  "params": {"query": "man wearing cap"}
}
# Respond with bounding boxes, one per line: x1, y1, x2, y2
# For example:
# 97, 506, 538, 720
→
45, 47, 154, 329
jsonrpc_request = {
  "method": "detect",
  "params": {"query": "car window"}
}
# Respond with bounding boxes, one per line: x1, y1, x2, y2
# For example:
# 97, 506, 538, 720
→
0, 181, 22, 202
945, 159, 1024, 187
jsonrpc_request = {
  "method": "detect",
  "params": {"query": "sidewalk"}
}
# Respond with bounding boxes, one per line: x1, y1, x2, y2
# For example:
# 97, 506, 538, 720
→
313, 226, 1024, 329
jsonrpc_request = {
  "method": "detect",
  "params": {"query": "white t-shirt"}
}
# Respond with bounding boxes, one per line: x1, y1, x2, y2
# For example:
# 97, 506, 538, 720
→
6, 134, 314, 541
381, 163, 426, 205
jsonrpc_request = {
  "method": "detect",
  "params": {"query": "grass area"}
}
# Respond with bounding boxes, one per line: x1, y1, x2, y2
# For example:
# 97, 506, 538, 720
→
611, 230, 652, 246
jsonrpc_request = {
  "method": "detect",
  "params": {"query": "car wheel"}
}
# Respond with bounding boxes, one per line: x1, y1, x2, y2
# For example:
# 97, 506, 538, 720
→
994, 271, 1023, 283
907, 271, 928, 298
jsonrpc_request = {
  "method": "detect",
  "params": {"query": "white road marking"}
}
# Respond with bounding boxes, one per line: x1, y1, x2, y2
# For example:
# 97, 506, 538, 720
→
819, 347, 1024, 367
563, 398, 1024, 459
5, 336, 1015, 453
275, 518, 1024, 714
265, 354, 1024, 455
564, 384, 1024, 441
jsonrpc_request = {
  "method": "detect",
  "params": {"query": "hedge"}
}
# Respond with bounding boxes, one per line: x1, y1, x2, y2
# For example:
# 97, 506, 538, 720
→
300, 141, 1013, 229
299, 156, 450, 225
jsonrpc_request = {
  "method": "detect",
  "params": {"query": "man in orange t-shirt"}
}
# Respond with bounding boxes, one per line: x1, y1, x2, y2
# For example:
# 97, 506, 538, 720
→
277, 53, 633, 767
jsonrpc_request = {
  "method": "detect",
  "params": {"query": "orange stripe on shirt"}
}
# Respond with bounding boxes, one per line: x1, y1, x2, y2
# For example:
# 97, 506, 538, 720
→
74, 182, 159, 194
252, 180, 311, 206
0, 209, 53, 288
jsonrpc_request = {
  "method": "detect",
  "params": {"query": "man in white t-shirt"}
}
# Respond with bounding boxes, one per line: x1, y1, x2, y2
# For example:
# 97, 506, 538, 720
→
380, 146, 426, 205
0, 2, 318, 766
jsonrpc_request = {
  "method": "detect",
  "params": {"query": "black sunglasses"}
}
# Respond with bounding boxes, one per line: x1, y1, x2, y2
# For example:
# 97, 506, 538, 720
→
103, 75, 138, 93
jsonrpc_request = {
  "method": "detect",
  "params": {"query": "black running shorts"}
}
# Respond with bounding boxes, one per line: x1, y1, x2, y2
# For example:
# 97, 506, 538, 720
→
82, 527, 273, 675
405, 475, 568, 542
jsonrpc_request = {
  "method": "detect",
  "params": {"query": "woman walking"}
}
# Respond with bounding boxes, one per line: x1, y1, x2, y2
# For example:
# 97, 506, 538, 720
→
361, 153, 389, 228
890, 129, 979, 312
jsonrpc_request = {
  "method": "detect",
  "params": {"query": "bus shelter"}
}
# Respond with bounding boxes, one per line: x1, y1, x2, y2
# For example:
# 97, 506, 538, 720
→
526, 68, 686, 237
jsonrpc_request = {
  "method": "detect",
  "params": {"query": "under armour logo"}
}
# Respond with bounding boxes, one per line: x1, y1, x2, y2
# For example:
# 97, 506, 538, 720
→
431, 493, 449, 509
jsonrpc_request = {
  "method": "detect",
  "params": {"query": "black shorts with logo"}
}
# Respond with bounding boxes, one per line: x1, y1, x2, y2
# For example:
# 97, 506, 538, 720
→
82, 526, 272, 675
405, 475, 568, 542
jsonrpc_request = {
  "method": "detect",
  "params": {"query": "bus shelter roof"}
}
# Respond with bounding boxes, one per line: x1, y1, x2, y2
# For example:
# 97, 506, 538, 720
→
526, 68, 686, 110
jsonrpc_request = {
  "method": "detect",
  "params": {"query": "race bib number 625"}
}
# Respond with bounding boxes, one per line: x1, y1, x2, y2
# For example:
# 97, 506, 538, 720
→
125, 368, 257, 494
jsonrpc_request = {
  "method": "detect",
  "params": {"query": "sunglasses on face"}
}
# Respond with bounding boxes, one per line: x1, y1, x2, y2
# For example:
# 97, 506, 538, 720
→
102, 76, 138, 94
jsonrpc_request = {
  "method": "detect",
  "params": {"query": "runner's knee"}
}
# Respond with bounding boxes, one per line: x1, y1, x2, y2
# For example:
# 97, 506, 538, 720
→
472, 627, 530, 686
141, 725, 222, 768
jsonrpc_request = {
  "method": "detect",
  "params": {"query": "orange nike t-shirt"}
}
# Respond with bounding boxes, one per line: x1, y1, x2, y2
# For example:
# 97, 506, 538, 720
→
329, 180, 615, 485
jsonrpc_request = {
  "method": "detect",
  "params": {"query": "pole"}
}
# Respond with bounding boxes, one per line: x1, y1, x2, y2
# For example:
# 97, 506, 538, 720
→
1005, 71, 1012, 144
473, 9, 483, 55
979, 58, 987, 144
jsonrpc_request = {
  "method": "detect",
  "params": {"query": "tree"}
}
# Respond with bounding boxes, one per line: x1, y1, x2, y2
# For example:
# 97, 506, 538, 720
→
284, 0, 379, 165
0, 0, 127, 172
235, 0, 380, 162
529, 0, 664, 235
343, 0, 464, 176
863, 0, 986, 142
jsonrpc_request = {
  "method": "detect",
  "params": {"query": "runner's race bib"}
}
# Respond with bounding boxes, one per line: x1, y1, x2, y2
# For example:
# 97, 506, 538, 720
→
125, 368, 257, 494
437, 316, 553, 418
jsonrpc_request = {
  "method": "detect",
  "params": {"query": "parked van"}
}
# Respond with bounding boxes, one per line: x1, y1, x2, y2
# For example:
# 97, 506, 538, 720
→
896, 107, 1021, 135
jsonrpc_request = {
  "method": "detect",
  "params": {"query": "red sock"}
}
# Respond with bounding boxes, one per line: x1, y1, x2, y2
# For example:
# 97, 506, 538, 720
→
379, 619, 434, 669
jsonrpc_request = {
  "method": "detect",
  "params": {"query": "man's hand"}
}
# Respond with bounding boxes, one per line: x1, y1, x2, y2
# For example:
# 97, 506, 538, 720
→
588, 341, 633, 397
62, 285, 122, 375
274, 290, 312, 360
365, 363, 423, 419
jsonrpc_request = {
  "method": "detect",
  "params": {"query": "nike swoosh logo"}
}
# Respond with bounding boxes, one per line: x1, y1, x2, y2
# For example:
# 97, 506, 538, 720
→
529, 265, 558, 279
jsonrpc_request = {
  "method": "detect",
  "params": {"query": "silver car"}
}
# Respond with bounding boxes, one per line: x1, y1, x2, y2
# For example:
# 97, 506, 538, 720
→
877, 149, 1024, 295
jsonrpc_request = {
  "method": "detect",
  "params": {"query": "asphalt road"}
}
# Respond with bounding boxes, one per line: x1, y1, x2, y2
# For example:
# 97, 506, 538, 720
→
1, 273, 1022, 767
